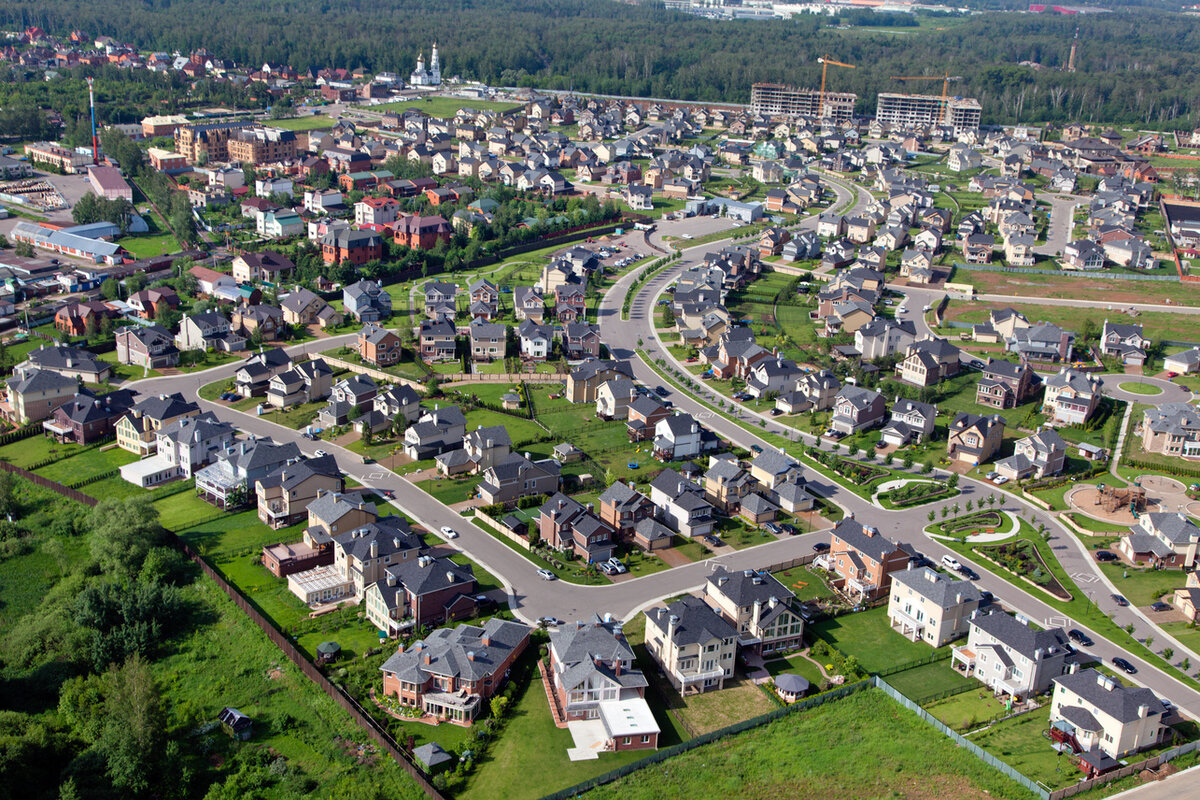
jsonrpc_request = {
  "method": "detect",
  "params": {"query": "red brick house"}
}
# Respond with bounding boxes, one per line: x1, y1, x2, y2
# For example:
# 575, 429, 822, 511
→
391, 214, 452, 250
379, 618, 532, 724
320, 229, 383, 265
826, 518, 917, 602
357, 323, 402, 367
55, 301, 118, 335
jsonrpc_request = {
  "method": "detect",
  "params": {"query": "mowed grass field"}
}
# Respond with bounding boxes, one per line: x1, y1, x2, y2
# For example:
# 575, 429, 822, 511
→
580, 689, 1038, 800
942, 300, 1200, 346
365, 96, 524, 117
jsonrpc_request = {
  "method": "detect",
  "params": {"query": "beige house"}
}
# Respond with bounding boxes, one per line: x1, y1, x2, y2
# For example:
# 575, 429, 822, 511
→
1050, 669, 1166, 759
888, 566, 983, 648
114, 393, 201, 455
946, 412, 1005, 466
2, 367, 80, 425
1139, 403, 1200, 460
643, 596, 738, 695
703, 567, 805, 656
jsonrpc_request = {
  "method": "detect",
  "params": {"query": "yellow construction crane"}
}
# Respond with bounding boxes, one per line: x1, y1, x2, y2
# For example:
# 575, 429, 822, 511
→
890, 74, 963, 125
816, 55, 855, 119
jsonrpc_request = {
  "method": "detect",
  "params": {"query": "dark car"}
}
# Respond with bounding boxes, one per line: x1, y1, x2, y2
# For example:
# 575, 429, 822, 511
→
1111, 594, 1129, 607
1151, 601, 1172, 612
655, 386, 670, 397
780, 523, 798, 536
1112, 657, 1137, 674
1068, 629, 1094, 647
474, 594, 497, 611
1095, 550, 1119, 562
750, 445, 764, 454
812, 542, 830, 553
979, 590, 994, 604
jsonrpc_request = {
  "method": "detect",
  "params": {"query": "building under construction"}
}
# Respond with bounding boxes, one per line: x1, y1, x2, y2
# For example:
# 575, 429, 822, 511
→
875, 92, 982, 135
751, 83, 857, 124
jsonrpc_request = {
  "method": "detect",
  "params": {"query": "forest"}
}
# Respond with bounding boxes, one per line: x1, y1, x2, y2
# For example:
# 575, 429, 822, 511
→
3, 0, 1200, 125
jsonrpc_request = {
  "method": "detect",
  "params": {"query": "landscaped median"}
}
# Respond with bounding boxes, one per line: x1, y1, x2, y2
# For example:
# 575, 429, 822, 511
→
873, 477, 960, 510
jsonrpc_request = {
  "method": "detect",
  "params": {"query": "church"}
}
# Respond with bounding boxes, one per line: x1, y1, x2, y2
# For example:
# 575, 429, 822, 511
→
409, 43, 442, 87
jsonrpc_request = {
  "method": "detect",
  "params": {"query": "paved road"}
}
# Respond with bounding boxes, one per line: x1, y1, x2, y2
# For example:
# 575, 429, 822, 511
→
613, 252, 1200, 719
1036, 192, 1084, 257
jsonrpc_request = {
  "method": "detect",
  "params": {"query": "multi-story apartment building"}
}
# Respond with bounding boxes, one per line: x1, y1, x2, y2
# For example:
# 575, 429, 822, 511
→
750, 83, 856, 123
875, 93, 982, 135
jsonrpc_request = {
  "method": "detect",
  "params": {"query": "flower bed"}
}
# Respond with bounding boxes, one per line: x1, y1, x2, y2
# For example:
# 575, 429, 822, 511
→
976, 539, 1071, 601
876, 480, 958, 509
940, 511, 1004, 534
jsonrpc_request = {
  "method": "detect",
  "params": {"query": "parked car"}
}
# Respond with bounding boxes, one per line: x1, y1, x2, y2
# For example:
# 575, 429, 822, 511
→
985, 471, 999, 481
764, 522, 783, 535
1111, 593, 1129, 607
1068, 629, 1094, 647
1112, 656, 1137, 674
537, 568, 557, 581
1095, 550, 1118, 562
597, 562, 615, 575
703, 534, 723, 548
941, 554, 963, 572
750, 445, 764, 454
537, 616, 563, 628
812, 542, 830, 553
769, 408, 782, 416
606, 557, 627, 574
655, 386, 670, 397
440, 526, 459, 539
1151, 601, 1172, 612
474, 594, 497, 611
313, 449, 329, 458
780, 523, 798, 536
991, 475, 1009, 486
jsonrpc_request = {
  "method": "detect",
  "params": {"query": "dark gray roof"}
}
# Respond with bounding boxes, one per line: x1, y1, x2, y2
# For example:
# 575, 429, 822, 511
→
378, 618, 532, 684
645, 595, 736, 646
333, 516, 422, 561
829, 517, 915, 563
381, 555, 474, 600
158, 411, 235, 447
970, 610, 1069, 659
1053, 668, 1165, 723
256, 454, 340, 490
707, 566, 795, 606
891, 566, 982, 609
23, 344, 106, 374
1143, 512, 1200, 545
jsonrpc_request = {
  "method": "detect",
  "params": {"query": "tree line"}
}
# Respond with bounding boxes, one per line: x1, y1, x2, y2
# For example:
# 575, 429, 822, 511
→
4, 0, 1200, 125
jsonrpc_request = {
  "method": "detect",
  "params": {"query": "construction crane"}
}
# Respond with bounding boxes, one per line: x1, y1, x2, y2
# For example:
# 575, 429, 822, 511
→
816, 55, 855, 120
890, 74, 963, 125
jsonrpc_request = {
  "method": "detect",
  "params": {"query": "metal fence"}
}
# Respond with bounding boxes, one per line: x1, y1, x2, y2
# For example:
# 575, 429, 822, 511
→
953, 262, 1178, 281
1048, 740, 1200, 800
873, 676, 1052, 800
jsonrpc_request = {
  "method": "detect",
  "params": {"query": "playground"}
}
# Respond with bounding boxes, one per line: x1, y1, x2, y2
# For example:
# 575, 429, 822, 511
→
1065, 475, 1189, 527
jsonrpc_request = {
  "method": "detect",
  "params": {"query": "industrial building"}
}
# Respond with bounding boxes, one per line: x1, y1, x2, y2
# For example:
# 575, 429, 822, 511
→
750, 83, 857, 124
875, 93, 982, 135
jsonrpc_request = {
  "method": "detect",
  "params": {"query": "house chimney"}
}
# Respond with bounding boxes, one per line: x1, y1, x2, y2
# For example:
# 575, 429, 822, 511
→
423, 652, 432, 665
467, 650, 476, 661
445, 570, 456, 583
481, 634, 491, 647
1033, 647, 1043, 661
1138, 704, 1150, 718
667, 614, 679, 641
369, 540, 378, 559
386, 572, 397, 587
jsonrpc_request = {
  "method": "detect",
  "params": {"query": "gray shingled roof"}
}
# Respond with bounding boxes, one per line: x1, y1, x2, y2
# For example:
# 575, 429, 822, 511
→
379, 618, 531, 684
645, 595, 736, 646
1053, 668, 1165, 723
970, 610, 1069, 659
891, 566, 982, 609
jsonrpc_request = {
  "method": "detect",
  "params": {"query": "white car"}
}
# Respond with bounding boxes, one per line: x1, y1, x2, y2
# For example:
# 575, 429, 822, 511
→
992, 475, 1010, 486
681, 233, 694, 239
537, 568, 557, 581
440, 526, 459, 539
941, 554, 963, 572
314, 449, 329, 458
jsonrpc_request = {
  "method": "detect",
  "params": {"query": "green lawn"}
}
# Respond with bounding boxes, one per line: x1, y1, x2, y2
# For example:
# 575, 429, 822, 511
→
155, 488, 225, 531
268, 114, 336, 131
458, 664, 663, 800
579, 689, 1038, 800
944, 300, 1200, 347
882, 660, 976, 704
924, 686, 1020, 732
365, 96, 524, 118
32, 444, 140, 484
970, 706, 1078, 791
117, 232, 181, 258
1098, 563, 1181, 607
0, 435, 91, 468
810, 606, 949, 674
772, 564, 837, 602
762, 650, 825, 688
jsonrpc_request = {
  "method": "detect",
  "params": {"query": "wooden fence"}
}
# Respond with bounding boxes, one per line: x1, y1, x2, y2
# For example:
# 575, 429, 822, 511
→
318, 355, 428, 391
473, 508, 532, 550
439, 373, 564, 383
1048, 740, 1200, 799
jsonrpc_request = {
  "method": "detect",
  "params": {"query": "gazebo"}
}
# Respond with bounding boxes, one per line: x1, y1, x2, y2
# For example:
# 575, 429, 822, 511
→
316, 640, 341, 664
774, 673, 811, 703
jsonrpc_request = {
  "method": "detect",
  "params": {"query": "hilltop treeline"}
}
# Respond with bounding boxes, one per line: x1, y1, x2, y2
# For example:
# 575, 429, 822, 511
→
4, 0, 1200, 125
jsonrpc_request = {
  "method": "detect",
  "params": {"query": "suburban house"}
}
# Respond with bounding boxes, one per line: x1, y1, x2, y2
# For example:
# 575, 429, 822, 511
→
748, 449, 802, 490
469, 320, 506, 362
653, 413, 711, 461
317, 373, 379, 427
194, 437, 302, 508
649, 469, 716, 539
1050, 669, 1166, 769
365, 556, 479, 636
830, 385, 887, 435
1164, 348, 1200, 375
539, 492, 617, 563
266, 359, 333, 410
514, 286, 545, 323
562, 322, 602, 360
598, 481, 655, 540
419, 320, 458, 362
1140, 402, 1200, 460
855, 318, 916, 361
897, 338, 960, 387
287, 516, 425, 604
476, 453, 561, 506
282, 288, 342, 329
888, 566, 983, 648
1043, 368, 1103, 427
703, 458, 756, 513
343, 279, 393, 322
951, 611, 1073, 700
1117, 512, 1200, 568
567, 360, 635, 404
880, 398, 938, 447
231, 251, 295, 284
115, 324, 180, 370
947, 412, 1006, 466
518, 320, 552, 360
547, 617, 659, 751
234, 348, 292, 398
378, 618, 532, 725
825, 517, 917, 602
703, 566, 805, 656
976, 359, 1042, 409
255, 455, 342, 528
437, 425, 511, 477
42, 390, 135, 445
643, 596, 738, 694
1008, 322, 1075, 364
357, 324, 403, 367
1099, 321, 1150, 366
175, 311, 246, 353
995, 428, 1068, 481
20, 344, 111, 384
2, 367, 82, 425
403, 405, 467, 459
115, 393, 200, 455
119, 412, 237, 488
